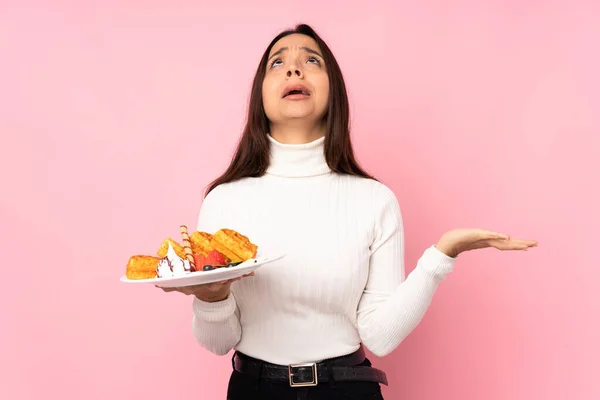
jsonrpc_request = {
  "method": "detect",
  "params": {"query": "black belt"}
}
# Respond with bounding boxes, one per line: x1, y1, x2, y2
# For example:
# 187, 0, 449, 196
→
232, 346, 388, 387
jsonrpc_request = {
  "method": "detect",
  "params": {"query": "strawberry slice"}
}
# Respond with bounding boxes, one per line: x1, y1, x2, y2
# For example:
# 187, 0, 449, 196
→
205, 249, 228, 267
193, 253, 207, 270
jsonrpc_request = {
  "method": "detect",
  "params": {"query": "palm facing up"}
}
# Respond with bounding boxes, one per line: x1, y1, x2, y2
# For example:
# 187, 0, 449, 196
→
436, 228, 538, 258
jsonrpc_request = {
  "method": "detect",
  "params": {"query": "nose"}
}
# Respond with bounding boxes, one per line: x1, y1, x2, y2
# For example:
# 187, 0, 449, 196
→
286, 67, 303, 79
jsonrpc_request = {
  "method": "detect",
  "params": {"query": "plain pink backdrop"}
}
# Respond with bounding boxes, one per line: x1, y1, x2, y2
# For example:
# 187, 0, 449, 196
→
1, 1, 598, 399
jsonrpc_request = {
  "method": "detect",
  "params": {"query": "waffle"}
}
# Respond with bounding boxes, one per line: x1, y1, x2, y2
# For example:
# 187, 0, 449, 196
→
126, 255, 160, 280
210, 228, 258, 263
157, 238, 187, 259
189, 231, 213, 256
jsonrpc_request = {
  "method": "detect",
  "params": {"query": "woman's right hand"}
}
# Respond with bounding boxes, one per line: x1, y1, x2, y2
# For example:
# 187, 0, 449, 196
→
156, 272, 254, 302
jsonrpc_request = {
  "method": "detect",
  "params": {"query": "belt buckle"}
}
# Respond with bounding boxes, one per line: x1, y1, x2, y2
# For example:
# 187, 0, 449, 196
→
288, 362, 318, 387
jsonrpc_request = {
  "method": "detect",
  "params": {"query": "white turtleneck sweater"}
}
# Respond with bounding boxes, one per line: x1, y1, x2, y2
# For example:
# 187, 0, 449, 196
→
191, 134, 456, 365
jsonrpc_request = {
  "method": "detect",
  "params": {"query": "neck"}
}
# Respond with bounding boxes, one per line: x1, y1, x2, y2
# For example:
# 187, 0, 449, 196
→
268, 120, 326, 144
265, 133, 331, 178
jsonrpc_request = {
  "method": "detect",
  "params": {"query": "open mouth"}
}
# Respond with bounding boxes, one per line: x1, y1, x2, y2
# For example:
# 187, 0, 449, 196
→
282, 84, 311, 98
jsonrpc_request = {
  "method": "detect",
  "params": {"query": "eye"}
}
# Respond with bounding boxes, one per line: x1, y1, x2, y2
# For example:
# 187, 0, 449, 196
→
270, 58, 283, 68
307, 56, 321, 66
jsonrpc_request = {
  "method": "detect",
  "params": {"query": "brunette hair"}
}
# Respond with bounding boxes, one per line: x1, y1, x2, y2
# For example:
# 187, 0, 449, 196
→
205, 23, 375, 196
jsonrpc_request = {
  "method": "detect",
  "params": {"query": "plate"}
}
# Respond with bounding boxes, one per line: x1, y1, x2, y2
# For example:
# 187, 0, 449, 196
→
120, 253, 285, 288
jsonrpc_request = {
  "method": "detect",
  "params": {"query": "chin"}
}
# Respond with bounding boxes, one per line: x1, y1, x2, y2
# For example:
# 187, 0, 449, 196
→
281, 111, 316, 119
279, 103, 324, 119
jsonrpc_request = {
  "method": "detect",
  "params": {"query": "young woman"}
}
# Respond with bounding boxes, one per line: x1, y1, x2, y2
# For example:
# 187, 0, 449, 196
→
160, 24, 538, 400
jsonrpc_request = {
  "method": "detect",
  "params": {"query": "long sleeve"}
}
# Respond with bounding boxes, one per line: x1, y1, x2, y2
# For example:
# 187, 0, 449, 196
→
191, 186, 241, 355
356, 185, 456, 357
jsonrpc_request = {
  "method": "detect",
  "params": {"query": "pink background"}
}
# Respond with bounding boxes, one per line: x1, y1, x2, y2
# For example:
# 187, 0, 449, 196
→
1, 1, 598, 399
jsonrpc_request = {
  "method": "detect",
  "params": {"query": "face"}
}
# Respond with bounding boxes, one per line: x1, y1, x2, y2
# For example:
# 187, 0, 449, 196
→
262, 34, 329, 125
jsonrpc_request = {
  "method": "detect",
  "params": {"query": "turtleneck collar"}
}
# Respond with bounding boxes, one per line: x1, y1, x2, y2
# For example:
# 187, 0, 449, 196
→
265, 134, 331, 178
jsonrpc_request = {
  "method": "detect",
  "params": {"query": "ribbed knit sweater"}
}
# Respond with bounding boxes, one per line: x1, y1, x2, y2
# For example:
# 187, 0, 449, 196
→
191, 134, 456, 365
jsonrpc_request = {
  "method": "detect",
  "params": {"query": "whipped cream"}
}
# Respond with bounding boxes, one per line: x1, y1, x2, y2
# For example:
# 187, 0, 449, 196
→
156, 241, 192, 278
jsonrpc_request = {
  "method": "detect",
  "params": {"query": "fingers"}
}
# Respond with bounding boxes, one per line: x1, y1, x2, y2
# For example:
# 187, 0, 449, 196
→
155, 272, 257, 295
206, 283, 223, 292
155, 285, 195, 295
502, 238, 538, 249
482, 229, 539, 247
490, 237, 538, 251
477, 229, 539, 248
466, 235, 538, 253
480, 230, 510, 241
512, 238, 538, 247
155, 285, 177, 292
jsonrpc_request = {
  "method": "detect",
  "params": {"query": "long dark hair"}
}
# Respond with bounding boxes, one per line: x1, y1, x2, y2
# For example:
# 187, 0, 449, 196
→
205, 24, 375, 196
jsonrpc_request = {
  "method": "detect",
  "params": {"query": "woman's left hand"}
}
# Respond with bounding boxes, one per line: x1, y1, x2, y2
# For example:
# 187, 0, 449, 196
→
435, 228, 538, 258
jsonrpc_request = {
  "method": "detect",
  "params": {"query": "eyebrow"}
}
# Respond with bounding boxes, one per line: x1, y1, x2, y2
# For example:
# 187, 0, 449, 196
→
268, 46, 324, 61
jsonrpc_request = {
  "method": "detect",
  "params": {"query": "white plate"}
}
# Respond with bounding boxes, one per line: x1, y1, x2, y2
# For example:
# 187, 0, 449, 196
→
120, 253, 285, 288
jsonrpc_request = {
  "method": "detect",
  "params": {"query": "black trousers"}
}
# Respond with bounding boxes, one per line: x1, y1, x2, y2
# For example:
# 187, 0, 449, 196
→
226, 357, 385, 400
